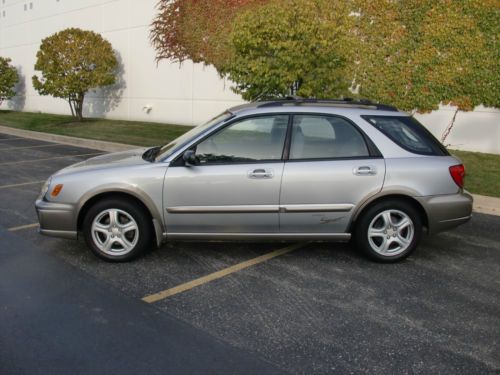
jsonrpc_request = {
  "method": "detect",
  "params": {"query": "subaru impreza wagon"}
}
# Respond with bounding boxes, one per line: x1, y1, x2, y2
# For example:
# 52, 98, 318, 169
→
36, 98, 472, 262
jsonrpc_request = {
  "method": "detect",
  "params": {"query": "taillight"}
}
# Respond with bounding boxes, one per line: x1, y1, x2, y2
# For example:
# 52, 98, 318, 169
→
449, 164, 465, 188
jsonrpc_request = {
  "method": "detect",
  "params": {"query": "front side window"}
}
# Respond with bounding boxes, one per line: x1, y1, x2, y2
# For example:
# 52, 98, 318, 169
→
195, 115, 288, 164
289, 115, 369, 159
362, 115, 449, 156
156, 111, 233, 161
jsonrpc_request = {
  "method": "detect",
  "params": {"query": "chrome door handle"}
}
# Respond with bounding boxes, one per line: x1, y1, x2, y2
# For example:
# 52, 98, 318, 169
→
248, 168, 274, 179
354, 166, 377, 176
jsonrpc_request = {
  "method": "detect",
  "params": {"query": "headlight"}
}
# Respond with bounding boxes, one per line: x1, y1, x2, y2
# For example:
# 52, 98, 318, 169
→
39, 177, 52, 200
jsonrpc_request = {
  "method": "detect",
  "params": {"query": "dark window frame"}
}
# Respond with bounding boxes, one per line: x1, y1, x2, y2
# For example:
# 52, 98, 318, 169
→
171, 112, 383, 167
286, 114, 378, 162
171, 114, 291, 166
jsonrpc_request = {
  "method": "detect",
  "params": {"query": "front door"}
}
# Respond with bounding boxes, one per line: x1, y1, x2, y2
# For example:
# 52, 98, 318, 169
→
164, 115, 289, 234
279, 114, 385, 233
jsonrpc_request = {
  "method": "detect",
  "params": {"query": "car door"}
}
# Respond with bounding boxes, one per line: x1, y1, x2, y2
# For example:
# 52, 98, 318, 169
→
279, 114, 385, 233
163, 115, 289, 234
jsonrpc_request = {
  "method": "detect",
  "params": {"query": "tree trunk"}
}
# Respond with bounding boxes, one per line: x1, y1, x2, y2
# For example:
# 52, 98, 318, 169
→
73, 93, 85, 122
68, 97, 75, 117
440, 108, 459, 144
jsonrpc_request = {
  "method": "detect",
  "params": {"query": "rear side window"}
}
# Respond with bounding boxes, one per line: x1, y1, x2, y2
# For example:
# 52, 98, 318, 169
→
362, 116, 449, 156
290, 115, 370, 159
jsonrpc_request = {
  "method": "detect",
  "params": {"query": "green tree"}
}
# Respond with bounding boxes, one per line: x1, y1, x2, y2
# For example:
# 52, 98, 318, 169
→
32, 28, 118, 121
352, 0, 499, 142
219, 0, 354, 100
0, 57, 18, 107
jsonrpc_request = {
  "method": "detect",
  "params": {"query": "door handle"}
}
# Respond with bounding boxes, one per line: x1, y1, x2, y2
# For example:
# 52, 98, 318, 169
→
248, 168, 274, 179
353, 166, 377, 176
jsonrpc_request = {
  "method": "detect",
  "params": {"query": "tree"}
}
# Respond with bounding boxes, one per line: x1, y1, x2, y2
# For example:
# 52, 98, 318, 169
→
150, 0, 498, 142
0, 57, 18, 107
219, 0, 355, 100
32, 28, 118, 121
352, 0, 499, 142
150, 0, 265, 68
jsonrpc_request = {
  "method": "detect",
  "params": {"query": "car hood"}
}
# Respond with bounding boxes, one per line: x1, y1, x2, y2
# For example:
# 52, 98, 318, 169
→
55, 148, 150, 175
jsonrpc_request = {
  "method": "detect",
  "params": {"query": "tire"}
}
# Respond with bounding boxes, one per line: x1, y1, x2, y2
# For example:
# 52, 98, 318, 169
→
355, 200, 422, 262
82, 198, 154, 262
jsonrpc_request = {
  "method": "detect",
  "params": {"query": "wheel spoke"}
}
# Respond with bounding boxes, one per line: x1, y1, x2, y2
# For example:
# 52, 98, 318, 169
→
108, 209, 118, 227
118, 237, 134, 251
93, 222, 109, 234
369, 226, 385, 237
120, 221, 138, 234
396, 217, 411, 231
382, 211, 393, 227
102, 236, 114, 252
395, 234, 410, 248
378, 237, 391, 254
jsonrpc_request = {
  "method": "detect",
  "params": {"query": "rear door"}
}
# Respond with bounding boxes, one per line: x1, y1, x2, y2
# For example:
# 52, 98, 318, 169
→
279, 114, 385, 233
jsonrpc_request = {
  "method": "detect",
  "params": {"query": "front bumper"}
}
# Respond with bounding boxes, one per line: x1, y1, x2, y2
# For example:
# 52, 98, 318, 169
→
416, 191, 473, 235
35, 199, 78, 239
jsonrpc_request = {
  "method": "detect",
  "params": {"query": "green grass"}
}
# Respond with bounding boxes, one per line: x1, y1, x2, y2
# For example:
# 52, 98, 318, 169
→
1, 110, 499, 197
449, 149, 500, 198
0, 110, 191, 147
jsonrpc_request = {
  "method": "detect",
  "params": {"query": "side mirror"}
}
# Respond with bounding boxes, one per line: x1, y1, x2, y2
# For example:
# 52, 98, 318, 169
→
183, 150, 199, 166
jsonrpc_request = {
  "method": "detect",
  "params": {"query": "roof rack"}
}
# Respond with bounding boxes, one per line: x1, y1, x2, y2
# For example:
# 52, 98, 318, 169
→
256, 97, 398, 112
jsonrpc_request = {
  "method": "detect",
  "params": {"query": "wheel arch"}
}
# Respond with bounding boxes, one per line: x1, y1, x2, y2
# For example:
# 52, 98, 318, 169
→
349, 193, 429, 233
77, 188, 165, 247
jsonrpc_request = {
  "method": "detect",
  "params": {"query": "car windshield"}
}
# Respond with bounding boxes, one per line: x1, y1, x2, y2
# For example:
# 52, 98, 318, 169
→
154, 111, 233, 161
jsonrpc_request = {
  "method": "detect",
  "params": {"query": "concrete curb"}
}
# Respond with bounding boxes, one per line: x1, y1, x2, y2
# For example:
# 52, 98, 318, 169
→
1, 125, 499, 217
472, 194, 500, 217
0, 125, 137, 153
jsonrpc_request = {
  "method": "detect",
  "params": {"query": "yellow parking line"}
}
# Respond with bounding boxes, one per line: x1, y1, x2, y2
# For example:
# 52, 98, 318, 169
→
0, 144, 60, 151
142, 242, 307, 303
0, 152, 103, 166
0, 181, 45, 189
8, 223, 39, 232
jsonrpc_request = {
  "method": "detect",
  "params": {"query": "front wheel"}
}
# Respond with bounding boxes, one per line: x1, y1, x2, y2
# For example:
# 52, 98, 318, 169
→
82, 199, 153, 262
355, 200, 422, 262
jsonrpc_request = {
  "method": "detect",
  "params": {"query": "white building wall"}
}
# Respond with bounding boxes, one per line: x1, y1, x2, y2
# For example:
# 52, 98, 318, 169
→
1, 0, 499, 154
0, 0, 244, 126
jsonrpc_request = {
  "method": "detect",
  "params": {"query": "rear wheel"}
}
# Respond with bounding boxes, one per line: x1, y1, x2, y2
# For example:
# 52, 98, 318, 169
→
82, 198, 153, 262
355, 200, 422, 262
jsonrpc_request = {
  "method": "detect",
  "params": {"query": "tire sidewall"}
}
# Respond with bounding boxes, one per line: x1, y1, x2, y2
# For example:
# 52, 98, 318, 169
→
355, 200, 422, 262
82, 199, 153, 262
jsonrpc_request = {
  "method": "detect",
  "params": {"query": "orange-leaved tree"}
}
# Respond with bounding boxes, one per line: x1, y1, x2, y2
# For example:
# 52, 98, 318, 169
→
150, 0, 266, 69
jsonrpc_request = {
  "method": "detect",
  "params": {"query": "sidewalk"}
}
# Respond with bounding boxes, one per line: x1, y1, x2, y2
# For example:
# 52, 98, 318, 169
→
472, 194, 500, 217
0, 126, 498, 217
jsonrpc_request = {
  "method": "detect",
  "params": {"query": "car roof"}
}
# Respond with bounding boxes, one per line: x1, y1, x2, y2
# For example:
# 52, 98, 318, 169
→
229, 98, 408, 117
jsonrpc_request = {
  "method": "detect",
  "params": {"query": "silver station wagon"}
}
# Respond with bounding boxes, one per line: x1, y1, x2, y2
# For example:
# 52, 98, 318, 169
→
35, 98, 473, 262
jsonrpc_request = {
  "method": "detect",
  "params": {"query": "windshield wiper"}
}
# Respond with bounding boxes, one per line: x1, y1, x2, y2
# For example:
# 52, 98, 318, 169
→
142, 146, 161, 162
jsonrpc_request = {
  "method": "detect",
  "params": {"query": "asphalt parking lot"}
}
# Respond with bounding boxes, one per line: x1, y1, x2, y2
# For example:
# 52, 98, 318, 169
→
0, 132, 499, 374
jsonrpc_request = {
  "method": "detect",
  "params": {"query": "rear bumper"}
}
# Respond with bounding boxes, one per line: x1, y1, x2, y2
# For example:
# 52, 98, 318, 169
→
35, 199, 78, 239
416, 191, 473, 234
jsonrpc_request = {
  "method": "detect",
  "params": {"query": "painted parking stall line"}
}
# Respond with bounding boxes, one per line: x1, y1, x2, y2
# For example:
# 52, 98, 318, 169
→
0, 137, 24, 142
0, 152, 103, 166
142, 242, 307, 303
8, 223, 39, 232
0, 144, 61, 151
0, 181, 45, 189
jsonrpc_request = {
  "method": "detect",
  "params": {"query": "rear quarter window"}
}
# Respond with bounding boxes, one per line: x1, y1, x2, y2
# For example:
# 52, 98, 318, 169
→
362, 115, 449, 156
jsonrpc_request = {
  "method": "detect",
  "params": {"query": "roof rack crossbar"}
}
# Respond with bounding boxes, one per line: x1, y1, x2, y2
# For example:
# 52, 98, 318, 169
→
256, 98, 398, 111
